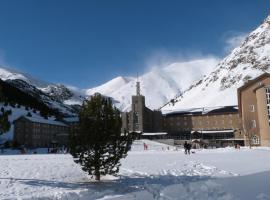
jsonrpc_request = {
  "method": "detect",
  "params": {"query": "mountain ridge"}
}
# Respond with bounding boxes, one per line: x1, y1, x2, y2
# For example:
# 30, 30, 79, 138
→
162, 15, 270, 112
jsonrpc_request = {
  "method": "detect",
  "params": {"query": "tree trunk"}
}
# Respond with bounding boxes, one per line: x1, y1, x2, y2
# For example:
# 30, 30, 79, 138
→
95, 172, 100, 181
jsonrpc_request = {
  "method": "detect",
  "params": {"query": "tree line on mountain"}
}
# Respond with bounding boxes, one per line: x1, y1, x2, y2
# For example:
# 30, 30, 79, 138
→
0, 79, 62, 119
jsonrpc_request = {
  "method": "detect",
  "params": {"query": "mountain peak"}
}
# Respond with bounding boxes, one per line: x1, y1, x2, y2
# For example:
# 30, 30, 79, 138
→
264, 15, 270, 24
162, 15, 270, 111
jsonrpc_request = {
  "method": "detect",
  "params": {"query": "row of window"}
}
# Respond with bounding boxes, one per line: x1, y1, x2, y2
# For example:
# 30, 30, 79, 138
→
266, 87, 270, 126
252, 135, 260, 145
165, 119, 236, 127
166, 114, 237, 121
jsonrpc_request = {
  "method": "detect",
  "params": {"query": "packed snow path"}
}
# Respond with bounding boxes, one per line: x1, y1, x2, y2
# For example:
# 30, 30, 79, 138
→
1, 140, 270, 199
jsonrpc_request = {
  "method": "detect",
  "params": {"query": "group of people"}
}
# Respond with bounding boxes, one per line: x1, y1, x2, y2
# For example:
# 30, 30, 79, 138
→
184, 141, 192, 155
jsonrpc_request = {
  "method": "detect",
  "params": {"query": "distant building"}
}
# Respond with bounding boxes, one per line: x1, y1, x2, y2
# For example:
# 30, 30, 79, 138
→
14, 116, 69, 147
238, 73, 270, 146
63, 117, 79, 135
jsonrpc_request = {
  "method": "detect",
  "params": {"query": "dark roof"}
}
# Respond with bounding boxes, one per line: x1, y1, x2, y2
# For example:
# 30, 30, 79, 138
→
206, 106, 238, 114
164, 106, 238, 117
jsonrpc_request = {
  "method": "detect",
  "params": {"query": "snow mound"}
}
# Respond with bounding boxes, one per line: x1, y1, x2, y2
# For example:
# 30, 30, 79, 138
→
1, 140, 270, 199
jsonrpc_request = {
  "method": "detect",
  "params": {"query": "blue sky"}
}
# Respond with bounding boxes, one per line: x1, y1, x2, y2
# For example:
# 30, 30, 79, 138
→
0, 0, 269, 88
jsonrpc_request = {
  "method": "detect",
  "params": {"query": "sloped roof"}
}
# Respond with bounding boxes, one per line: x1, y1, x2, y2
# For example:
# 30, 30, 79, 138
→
21, 116, 68, 126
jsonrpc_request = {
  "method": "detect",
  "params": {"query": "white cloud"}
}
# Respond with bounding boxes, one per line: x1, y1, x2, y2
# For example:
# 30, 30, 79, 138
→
137, 50, 221, 97
144, 49, 219, 70
224, 32, 248, 53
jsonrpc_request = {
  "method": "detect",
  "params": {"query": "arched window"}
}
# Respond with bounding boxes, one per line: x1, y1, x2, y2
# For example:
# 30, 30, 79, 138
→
252, 135, 260, 145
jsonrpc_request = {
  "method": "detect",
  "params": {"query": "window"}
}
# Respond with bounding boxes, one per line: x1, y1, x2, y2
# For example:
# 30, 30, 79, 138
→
251, 120, 256, 128
252, 135, 260, 145
249, 105, 255, 112
265, 87, 270, 125
134, 112, 139, 124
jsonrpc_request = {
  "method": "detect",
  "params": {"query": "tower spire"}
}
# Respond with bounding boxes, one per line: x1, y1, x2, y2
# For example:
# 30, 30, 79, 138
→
136, 73, 140, 96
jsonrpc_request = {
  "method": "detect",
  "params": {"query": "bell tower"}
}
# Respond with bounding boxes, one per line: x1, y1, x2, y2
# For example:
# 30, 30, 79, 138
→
136, 80, 140, 96
130, 77, 145, 132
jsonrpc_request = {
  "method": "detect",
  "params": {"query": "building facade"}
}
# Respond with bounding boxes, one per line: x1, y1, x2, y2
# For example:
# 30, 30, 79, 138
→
121, 81, 163, 134
121, 81, 244, 146
14, 116, 69, 147
238, 73, 270, 146
163, 107, 244, 147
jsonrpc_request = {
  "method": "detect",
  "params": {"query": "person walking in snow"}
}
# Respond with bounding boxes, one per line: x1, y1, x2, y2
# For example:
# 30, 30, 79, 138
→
184, 141, 188, 154
143, 142, 147, 150
187, 143, 191, 155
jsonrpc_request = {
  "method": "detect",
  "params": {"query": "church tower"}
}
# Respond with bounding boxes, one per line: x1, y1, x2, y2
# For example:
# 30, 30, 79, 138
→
130, 79, 145, 132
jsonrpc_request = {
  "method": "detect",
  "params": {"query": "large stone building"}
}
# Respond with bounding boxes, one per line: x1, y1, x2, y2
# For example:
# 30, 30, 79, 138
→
163, 106, 244, 147
122, 81, 244, 146
14, 116, 69, 147
238, 73, 270, 146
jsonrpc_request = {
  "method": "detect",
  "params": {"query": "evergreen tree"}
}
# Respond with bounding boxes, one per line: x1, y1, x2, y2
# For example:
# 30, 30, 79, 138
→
0, 107, 11, 135
0, 85, 3, 102
70, 93, 133, 181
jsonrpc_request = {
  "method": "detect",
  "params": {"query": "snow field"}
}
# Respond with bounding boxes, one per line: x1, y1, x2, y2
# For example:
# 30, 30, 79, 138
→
1, 140, 270, 199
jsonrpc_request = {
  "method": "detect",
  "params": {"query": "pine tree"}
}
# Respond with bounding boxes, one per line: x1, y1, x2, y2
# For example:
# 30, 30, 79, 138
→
70, 93, 133, 181
0, 85, 3, 102
0, 108, 11, 135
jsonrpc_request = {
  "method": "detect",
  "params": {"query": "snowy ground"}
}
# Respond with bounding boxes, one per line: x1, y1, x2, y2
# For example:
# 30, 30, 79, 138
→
1, 140, 270, 200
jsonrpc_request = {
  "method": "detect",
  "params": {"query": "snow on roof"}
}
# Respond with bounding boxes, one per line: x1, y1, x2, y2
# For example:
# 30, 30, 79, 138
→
23, 116, 68, 127
191, 129, 234, 134
63, 117, 79, 123
142, 132, 167, 136
163, 106, 238, 116
129, 131, 142, 133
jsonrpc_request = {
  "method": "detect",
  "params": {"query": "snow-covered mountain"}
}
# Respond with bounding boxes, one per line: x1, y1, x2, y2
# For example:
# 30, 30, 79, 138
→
0, 66, 51, 88
85, 58, 219, 111
0, 66, 84, 114
3, 15, 270, 113
162, 15, 270, 112
0, 57, 219, 112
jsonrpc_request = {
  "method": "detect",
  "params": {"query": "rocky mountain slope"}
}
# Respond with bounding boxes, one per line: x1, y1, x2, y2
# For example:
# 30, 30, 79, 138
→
162, 15, 270, 112
0, 66, 83, 114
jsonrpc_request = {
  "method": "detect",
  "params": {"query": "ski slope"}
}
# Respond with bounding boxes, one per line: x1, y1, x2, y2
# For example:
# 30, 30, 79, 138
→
1, 140, 270, 199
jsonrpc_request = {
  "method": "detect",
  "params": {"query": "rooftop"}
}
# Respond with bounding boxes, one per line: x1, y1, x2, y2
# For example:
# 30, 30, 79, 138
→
21, 116, 68, 127
163, 106, 238, 116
